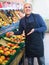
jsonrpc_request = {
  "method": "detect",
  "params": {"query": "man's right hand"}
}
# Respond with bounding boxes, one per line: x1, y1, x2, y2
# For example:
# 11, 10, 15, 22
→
6, 32, 14, 37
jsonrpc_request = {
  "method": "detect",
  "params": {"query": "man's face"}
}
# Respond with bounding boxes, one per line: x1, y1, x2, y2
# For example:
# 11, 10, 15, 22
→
24, 3, 32, 15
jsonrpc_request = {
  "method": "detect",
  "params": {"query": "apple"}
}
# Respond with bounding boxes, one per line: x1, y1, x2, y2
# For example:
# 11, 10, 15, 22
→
0, 50, 4, 54
2, 60, 8, 65
4, 51, 10, 56
16, 44, 20, 48
0, 58, 3, 64
6, 32, 11, 37
0, 47, 2, 50
7, 43, 15, 47
1, 46, 5, 49
10, 37, 13, 41
13, 38, 16, 41
2, 62, 5, 65
11, 46, 16, 49
7, 43, 11, 46
4, 60, 8, 63
10, 44, 15, 47
1, 56, 5, 60
5, 57, 10, 60
13, 50, 16, 53
4, 48, 9, 52
7, 46, 10, 48
11, 50, 16, 55
16, 46, 20, 48
14, 40, 17, 43
9, 49, 13, 52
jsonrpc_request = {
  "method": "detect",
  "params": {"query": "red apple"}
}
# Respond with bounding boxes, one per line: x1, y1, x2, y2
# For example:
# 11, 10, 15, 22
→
10, 44, 14, 47
1, 46, 5, 49
11, 50, 16, 55
4, 51, 10, 56
1, 56, 5, 60
0, 47, 2, 50
4, 48, 9, 52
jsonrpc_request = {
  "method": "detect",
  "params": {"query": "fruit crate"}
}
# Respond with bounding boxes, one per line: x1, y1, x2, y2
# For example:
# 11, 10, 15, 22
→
0, 44, 20, 65
5, 48, 20, 65
0, 36, 25, 65
1, 34, 25, 45
1, 34, 25, 50
2, 36, 24, 44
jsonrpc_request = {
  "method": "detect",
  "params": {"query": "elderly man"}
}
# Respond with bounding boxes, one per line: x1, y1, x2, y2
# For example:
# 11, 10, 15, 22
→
7, 3, 47, 65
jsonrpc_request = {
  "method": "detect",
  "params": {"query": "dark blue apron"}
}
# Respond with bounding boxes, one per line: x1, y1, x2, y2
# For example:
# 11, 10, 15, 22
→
25, 14, 44, 57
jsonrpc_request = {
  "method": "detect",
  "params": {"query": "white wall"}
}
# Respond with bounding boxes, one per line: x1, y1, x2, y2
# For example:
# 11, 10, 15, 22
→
32, 0, 49, 19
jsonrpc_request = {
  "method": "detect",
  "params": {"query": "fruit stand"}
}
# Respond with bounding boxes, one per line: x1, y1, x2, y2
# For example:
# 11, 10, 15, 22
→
0, 10, 25, 65
0, 39, 25, 65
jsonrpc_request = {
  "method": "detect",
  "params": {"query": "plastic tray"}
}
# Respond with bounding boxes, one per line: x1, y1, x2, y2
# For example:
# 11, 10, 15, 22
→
5, 48, 20, 65
2, 36, 25, 45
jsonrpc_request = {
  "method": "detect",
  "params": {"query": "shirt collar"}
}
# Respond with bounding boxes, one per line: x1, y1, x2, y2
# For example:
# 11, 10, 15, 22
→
25, 13, 32, 18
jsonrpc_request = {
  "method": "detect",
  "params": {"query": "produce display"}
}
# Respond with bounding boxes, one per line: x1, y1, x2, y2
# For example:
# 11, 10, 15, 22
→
0, 10, 19, 27
3, 33, 25, 44
0, 40, 23, 65
0, 17, 8, 27
14, 10, 24, 19
0, 55, 9, 65
0, 43, 20, 55
0, 32, 25, 65
0, 10, 25, 65
10, 10, 19, 23
0, 11, 10, 27
7, 43, 20, 49
0, 44, 14, 65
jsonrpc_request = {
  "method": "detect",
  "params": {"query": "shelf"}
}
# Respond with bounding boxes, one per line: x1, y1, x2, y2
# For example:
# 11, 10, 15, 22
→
0, 8, 23, 10
0, 21, 19, 36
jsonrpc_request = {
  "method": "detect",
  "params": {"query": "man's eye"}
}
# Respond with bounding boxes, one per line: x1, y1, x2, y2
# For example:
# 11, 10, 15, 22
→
28, 6, 31, 8
25, 6, 31, 8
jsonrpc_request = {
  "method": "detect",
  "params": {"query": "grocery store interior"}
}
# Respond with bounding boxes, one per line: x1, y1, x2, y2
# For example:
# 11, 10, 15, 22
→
0, 0, 49, 65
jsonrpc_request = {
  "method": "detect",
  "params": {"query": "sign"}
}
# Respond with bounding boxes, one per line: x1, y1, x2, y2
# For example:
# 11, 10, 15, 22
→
0, 1, 25, 10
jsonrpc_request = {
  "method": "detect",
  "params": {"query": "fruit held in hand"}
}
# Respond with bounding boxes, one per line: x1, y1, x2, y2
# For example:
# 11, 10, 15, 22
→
6, 32, 11, 37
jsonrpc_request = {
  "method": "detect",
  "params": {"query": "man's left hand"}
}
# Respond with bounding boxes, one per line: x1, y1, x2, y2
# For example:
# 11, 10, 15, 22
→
27, 29, 35, 36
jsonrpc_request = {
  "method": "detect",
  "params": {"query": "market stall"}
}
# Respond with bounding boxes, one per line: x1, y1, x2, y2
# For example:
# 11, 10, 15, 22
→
0, 9, 25, 65
0, 38, 25, 65
0, 0, 26, 65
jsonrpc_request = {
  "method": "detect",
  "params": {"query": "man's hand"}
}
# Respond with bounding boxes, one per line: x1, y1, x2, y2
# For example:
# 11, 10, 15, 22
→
6, 32, 14, 37
27, 29, 35, 36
